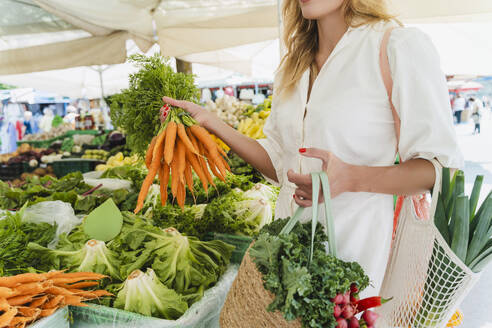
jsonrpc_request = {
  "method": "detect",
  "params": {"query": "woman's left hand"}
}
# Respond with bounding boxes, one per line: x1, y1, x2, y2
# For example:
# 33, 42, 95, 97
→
287, 148, 355, 207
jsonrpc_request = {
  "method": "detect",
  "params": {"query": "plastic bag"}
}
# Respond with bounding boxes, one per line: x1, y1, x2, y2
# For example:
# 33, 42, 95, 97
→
84, 177, 132, 191
21, 201, 82, 248
70, 265, 239, 328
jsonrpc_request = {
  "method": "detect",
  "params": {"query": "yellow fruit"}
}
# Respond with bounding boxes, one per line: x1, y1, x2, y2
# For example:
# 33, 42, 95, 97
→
446, 311, 463, 327
259, 111, 269, 119
115, 152, 124, 161
252, 112, 260, 120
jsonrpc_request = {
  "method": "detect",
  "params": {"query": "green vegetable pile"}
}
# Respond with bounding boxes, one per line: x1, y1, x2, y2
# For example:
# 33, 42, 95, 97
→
250, 219, 369, 328
28, 211, 234, 319
150, 182, 277, 239
228, 152, 265, 184
0, 172, 137, 214
110, 54, 200, 157
0, 211, 56, 275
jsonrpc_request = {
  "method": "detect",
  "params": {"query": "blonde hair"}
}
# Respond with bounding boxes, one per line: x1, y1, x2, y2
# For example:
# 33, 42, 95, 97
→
278, 0, 395, 93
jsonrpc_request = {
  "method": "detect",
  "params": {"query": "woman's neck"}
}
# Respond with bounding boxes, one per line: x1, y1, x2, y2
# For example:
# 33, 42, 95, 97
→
315, 9, 348, 71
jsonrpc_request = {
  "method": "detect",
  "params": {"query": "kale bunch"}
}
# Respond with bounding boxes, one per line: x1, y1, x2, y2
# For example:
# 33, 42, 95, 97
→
250, 219, 369, 328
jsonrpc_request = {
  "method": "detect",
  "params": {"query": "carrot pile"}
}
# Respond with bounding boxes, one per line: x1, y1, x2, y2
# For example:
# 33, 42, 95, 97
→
134, 104, 231, 213
0, 271, 112, 328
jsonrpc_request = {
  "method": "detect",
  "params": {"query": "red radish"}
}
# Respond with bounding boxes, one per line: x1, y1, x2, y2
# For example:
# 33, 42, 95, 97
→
342, 291, 351, 304
350, 294, 359, 304
348, 317, 360, 328
350, 283, 359, 294
334, 305, 342, 318
362, 310, 379, 326
342, 304, 355, 319
336, 318, 348, 328
333, 294, 345, 305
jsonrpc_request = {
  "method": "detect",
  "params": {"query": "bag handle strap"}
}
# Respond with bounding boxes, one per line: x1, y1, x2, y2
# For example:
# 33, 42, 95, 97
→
280, 172, 337, 262
379, 26, 400, 147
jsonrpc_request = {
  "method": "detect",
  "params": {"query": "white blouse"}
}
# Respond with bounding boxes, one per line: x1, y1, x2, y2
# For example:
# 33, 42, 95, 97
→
258, 21, 463, 297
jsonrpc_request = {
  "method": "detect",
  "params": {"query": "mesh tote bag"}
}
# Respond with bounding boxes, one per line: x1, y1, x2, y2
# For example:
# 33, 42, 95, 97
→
377, 27, 480, 328
376, 159, 480, 328
220, 172, 337, 328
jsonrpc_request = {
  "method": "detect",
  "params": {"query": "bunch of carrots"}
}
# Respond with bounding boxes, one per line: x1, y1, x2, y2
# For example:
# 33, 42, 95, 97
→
134, 103, 231, 213
0, 271, 112, 328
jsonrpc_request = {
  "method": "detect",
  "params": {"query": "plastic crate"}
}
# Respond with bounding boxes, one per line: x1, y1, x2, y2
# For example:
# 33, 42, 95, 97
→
205, 232, 253, 264
0, 163, 23, 180
52, 159, 104, 178
66, 129, 112, 136
17, 136, 62, 149
69, 266, 238, 328
29, 306, 70, 328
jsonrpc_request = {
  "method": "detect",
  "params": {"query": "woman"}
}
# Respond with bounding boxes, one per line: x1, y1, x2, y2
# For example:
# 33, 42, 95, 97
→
163, 0, 462, 296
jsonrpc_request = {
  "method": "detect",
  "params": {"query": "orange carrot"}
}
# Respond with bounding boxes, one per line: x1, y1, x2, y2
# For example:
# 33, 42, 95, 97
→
185, 148, 208, 193
17, 307, 41, 319
176, 181, 185, 210
49, 272, 106, 280
40, 307, 59, 317
189, 125, 227, 175
177, 123, 198, 154
189, 131, 215, 188
164, 121, 178, 165
184, 160, 195, 195
0, 297, 9, 312
49, 277, 101, 286
176, 139, 186, 184
67, 290, 96, 299
0, 287, 13, 299
45, 287, 73, 296
62, 295, 87, 307
28, 296, 48, 308
0, 273, 44, 288
12, 282, 46, 297
170, 155, 179, 199
7, 295, 34, 306
159, 162, 170, 206
134, 130, 166, 214
208, 158, 225, 182
9, 316, 33, 326
40, 271, 66, 280
57, 281, 99, 289
0, 307, 17, 326
217, 144, 229, 159
90, 290, 114, 298
42, 295, 64, 309
145, 136, 157, 169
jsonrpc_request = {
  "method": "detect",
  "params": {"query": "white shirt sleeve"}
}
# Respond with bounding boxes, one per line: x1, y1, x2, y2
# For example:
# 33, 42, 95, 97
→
256, 73, 284, 187
388, 28, 464, 169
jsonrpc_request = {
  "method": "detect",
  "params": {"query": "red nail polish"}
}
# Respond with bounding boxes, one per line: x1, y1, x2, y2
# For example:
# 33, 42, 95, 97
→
293, 194, 296, 198
299, 148, 306, 153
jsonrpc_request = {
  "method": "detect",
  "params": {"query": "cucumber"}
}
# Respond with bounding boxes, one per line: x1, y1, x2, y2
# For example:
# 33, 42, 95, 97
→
434, 194, 450, 245
469, 175, 484, 220
466, 198, 492, 265
450, 195, 469, 263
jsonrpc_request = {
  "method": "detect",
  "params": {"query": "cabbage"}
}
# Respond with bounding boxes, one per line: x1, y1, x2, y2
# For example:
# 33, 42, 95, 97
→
114, 268, 188, 319
28, 239, 121, 280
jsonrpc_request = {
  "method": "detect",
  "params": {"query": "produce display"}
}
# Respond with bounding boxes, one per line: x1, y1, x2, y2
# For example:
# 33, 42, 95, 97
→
96, 153, 140, 171
204, 95, 254, 128
0, 271, 110, 328
237, 97, 272, 139
81, 149, 108, 161
0, 144, 54, 165
21, 124, 72, 141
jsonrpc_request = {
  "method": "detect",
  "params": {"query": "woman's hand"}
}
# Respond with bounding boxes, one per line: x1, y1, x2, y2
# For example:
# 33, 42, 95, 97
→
162, 96, 220, 131
287, 148, 355, 207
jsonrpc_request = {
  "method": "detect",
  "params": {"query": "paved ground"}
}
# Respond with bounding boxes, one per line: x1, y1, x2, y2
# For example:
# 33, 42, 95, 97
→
453, 111, 492, 328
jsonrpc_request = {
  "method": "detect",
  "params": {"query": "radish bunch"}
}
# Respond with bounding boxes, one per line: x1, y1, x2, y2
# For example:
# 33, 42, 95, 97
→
333, 284, 383, 328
